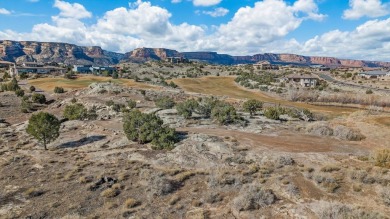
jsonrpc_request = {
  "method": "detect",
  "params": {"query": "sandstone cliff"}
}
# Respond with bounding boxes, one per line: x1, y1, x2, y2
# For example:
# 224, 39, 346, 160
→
0, 40, 124, 65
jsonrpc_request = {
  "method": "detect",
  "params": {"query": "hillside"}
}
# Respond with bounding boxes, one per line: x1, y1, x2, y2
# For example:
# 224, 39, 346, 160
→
0, 40, 124, 65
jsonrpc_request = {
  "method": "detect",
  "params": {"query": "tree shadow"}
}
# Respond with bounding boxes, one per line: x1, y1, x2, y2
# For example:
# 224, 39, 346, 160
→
58, 135, 106, 148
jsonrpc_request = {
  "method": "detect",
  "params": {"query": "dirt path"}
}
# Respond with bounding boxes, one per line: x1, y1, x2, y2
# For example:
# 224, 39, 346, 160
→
173, 76, 359, 116
179, 127, 367, 153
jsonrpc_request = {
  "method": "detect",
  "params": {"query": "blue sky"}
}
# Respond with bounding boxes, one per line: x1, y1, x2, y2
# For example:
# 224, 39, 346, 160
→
1, 0, 390, 61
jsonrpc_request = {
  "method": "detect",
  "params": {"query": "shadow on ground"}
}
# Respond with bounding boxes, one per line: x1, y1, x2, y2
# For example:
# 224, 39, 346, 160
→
58, 135, 106, 148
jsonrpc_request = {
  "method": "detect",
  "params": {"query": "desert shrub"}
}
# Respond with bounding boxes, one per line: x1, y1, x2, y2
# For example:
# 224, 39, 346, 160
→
320, 165, 340, 172
29, 86, 36, 92
306, 122, 333, 136
112, 103, 125, 112
21, 98, 33, 113
15, 89, 24, 97
100, 188, 119, 198
125, 198, 141, 208
232, 184, 275, 212
26, 112, 60, 150
211, 102, 241, 125
312, 201, 385, 219
333, 125, 365, 141
373, 149, 390, 168
243, 99, 263, 116
168, 81, 178, 88
31, 93, 46, 104
366, 89, 373, 94
149, 176, 180, 196
263, 107, 281, 120
277, 156, 295, 167
0, 77, 20, 91
54, 86, 65, 93
127, 100, 137, 109
123, 110, 178, 149
286, 183, 300, 197
155, 96, 175, 109
196, 97, 219, 118
176, 99, 199, 119
105, 100, 115, 106
19, 72, 28, 79
63, 103, 88, 120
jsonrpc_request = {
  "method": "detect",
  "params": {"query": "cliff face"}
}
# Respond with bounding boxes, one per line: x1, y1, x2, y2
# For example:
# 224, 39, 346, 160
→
2, 40, 390, 68
0, 40, 124, 65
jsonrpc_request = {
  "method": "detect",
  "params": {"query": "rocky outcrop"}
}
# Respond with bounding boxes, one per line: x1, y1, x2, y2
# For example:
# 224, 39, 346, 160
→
123, 48, 181, 63
0, 40, 124, 65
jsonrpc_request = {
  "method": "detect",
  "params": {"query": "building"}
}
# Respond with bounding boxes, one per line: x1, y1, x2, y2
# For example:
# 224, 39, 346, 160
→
91, 66, 117, 75
310, 64, 330, 71
10, 66, 66, 76
287, 74, 318, 87
358, 71, 389, 79
253, 61, 279, 70
73, 65, 93, 73
166, 57, 189, 64
22, 62, 44, 67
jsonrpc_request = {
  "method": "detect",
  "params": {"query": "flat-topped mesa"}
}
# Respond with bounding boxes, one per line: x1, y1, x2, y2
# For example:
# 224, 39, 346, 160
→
0, 40, 123, 65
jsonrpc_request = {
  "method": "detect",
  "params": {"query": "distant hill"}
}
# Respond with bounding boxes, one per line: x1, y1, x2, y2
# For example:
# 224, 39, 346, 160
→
0, 40, 124, 65
1, 40, 390, 68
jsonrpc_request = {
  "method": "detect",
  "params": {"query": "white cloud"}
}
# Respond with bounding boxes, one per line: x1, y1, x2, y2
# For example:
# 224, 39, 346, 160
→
0, 8, 11, 15
202, 7, 229, 17
54, 0, 92, 19
193, 0, 221, 7
171, 0, 181, 3
343, 0, 390, 19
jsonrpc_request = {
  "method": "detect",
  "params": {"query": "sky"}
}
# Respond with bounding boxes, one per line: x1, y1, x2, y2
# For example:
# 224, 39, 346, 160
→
0, 0, 390, 61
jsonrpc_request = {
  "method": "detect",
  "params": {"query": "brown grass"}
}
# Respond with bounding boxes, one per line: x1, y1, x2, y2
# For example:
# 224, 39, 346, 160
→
28, 75, 157, 92
173, 76, 357, 116
124, 198, 141, 208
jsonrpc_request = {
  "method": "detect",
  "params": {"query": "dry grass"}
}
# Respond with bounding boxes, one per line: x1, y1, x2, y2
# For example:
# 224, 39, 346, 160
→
373, 149, 390, 168
173, 76, 357, 116
124, 198, 141, 208
28, 75, 156, 92
320, 165, 341, 173
100, 188, 119, 198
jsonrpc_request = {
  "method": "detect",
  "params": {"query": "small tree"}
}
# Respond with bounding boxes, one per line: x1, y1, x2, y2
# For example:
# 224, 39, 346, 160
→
196, 97, 219, 118
19, 72, 28, 80
155, 96, 175, 109
176, 99, 199, 119
243, 99, 263, 117
63, 103, 88, 120
15, 89, 25, 97
29, 86, 36, 92
112, 72, 119, 79
211, 102, 240, 125
54, 86, 65, 93
26, 112, 60, 150
32, 93, 46, 104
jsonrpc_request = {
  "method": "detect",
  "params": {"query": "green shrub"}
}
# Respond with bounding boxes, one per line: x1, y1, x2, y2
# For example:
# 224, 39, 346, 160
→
106, 100, 115, 106
127, 100, 137, 109
366, 89, 373, 94
211, 102, 240, 125
31, 93, 46, 104
54, 86, 65, 93
19, 72, 28, 80
15, 89, 25, 97
176, 99, 199, 119
263, 107, 281, 120
123, 110, 178, 150
196, 97, 219, 118
63, 103, 88, 120
243, 99, 263, 116
155, 96, 175, 109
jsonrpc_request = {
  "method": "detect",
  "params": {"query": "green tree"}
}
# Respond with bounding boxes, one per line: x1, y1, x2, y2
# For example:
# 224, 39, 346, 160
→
123, 110, 178, 149
155, 96, 175, 109
26, 112, 61, 150
63, 103, 88, 120
243, 99, 263, 117
31, 93, 46, 104
29, 86, 36, 92
211, 102, 240, 125
176, 99, 199, 119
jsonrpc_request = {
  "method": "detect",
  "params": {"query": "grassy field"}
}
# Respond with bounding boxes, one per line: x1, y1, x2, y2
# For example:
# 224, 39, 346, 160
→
28, 75, 156, 92
173, 76, 358, 115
